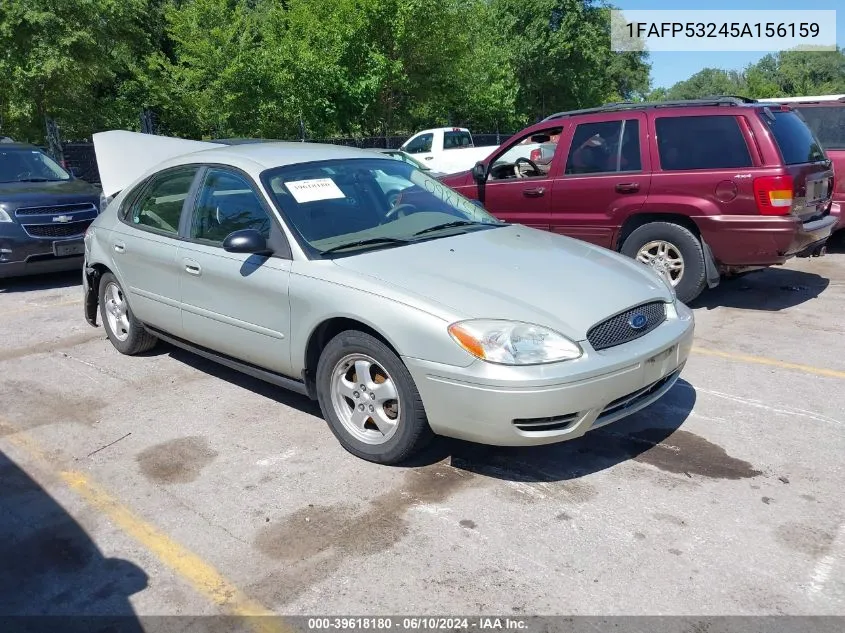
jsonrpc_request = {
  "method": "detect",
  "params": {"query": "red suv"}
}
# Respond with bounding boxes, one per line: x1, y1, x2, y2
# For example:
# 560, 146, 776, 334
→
440, 98, 836, 303
760, 95, 845, 233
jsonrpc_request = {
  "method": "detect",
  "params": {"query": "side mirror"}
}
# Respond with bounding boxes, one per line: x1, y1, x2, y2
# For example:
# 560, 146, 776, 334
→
471, 161, 487, 184
222, 229, 272, 255
69, 166, 82, 178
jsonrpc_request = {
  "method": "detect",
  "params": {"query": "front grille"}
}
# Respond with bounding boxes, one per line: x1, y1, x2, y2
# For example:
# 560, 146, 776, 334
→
513, 412, 579, 433
595, 370, 680, 424
15, 203, 97, 217
587, 301, 667, 351
23, 220, 92, 238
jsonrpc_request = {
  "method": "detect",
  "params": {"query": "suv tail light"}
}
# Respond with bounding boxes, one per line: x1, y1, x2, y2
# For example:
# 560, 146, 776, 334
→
530, 149, 541, 162
754, 175, 793, 215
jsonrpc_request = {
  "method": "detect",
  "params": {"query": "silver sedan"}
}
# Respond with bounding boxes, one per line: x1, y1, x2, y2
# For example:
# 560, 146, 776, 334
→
83, 131, 694, 464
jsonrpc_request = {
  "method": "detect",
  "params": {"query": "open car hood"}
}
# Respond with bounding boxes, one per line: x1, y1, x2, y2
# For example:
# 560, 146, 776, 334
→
93, 131, 225, 197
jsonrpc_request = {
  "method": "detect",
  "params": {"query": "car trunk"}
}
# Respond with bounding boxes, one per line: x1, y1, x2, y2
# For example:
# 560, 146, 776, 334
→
759, 107, 835, 223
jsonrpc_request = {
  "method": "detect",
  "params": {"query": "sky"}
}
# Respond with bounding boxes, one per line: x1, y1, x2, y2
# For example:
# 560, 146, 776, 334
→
615, 0, 844, 89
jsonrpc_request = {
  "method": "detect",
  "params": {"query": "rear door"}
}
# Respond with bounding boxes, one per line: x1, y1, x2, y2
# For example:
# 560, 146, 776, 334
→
109, 166, 201, 336
177, 166, 294, 375
551, 113, 650, 248
759, 107, 835, 222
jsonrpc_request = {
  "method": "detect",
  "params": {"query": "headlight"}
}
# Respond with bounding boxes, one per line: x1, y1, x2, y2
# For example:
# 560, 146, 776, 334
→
448, 319, 582, 365
0, 205, 11, 223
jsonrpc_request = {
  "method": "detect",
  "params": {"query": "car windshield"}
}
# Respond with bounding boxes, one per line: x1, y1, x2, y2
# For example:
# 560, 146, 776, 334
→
0, 148, 71, 183
262, 158, 503, 256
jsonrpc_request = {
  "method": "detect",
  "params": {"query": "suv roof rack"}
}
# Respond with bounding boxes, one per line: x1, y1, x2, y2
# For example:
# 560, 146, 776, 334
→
542, 96, 759, 121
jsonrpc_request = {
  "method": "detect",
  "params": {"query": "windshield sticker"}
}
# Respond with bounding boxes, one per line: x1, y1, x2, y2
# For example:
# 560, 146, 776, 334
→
286, 178, 346, 203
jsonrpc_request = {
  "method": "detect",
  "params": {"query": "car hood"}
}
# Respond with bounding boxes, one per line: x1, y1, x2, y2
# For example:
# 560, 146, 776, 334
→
0, 178, 99, 202
332, 225, 672, 341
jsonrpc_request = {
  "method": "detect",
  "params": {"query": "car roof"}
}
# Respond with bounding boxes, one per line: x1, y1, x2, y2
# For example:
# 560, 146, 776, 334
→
542, 96, 765, 121
164, 141, 386, 172
0, 142, 43, 151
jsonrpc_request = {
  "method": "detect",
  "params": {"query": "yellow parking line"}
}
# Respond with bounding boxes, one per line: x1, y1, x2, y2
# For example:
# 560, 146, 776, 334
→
0, 298, 80, 317
2, 427, 288, 632
693, 346, 845, 380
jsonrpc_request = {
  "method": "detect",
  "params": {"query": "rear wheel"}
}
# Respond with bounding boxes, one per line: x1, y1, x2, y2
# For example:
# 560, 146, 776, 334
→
316, 330, 432, 464
620, 222, 707, 303
98, 272, 157, 355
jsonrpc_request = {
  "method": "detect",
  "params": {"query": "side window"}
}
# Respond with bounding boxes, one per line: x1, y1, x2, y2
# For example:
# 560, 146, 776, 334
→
190, 168, 272, 243
129, 168, 198, 235
656, 115, 752, 170
404, 133, 433, 154
565, 120, 641, 175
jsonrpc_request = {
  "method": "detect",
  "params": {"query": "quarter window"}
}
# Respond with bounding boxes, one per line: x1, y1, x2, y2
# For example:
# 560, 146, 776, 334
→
191, 169, 272, 243
565, 120, 641, 175
656, 115, 752, 170
130, 168, 199, 235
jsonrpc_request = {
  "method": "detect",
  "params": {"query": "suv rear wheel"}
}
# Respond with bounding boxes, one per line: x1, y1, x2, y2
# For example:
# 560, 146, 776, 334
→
621, 222, 707, 303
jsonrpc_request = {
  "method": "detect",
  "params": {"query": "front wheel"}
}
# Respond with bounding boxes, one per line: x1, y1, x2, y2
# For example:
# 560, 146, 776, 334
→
620, 222, 707, 303
315, 330, 433, 464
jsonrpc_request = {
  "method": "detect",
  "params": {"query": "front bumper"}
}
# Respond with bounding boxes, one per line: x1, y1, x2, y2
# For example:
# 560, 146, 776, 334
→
404, 301, 694, 446
0, 229, 85, 279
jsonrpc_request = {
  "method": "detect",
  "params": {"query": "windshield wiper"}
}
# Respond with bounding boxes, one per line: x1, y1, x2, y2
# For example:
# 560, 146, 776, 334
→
412, 220, 481, 237
321, 237, 411, 255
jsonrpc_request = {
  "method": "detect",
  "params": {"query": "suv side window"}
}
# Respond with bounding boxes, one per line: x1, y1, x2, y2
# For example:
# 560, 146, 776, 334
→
404, 133, 433, 154
565, 120, 641, 175
129, 167, 199, 235
190, 168, 272, 243
656, 116, 752, 170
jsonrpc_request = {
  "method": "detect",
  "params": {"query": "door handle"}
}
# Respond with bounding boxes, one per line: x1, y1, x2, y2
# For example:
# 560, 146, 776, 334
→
615, 183, 641, 193
522, 187, 546, 198
183, 259, 202, 276
423, 156, 433, 161
113, 241, 126, 253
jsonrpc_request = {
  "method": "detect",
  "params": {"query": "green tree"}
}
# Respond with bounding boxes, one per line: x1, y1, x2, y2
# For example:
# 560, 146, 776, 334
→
0, 0, 157, 141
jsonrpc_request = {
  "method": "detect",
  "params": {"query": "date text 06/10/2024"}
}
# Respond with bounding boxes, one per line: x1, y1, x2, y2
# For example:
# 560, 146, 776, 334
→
306, 618, 528, 630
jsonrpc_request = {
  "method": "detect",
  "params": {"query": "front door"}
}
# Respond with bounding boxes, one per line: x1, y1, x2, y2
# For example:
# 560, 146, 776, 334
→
551, 113, 651, 249
467, 125, 567, 229
178, 167, 293, 375
109, 166, 201, 336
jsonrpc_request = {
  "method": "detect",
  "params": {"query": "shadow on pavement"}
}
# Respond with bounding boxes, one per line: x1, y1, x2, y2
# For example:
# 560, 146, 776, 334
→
0, 270, 81, 294
0, 449, 147, 627
689, 266, 829, 311
158, 343, 697, 483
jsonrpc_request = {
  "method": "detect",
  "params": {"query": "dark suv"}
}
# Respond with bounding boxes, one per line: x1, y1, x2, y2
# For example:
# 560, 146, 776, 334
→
440, 98, 836, 303
0, 141, 102, 279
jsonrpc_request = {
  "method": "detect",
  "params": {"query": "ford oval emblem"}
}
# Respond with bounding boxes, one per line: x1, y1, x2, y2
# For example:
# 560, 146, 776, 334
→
629, 313, 648, 330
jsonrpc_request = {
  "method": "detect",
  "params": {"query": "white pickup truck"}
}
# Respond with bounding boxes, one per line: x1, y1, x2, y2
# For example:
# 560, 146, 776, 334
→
399, 127, 499, 175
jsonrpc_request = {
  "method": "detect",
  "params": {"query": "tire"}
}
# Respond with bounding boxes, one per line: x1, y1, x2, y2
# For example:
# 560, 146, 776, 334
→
620, 222, 707, 304
98, 272, 158, 355
315, 330, 433, 464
